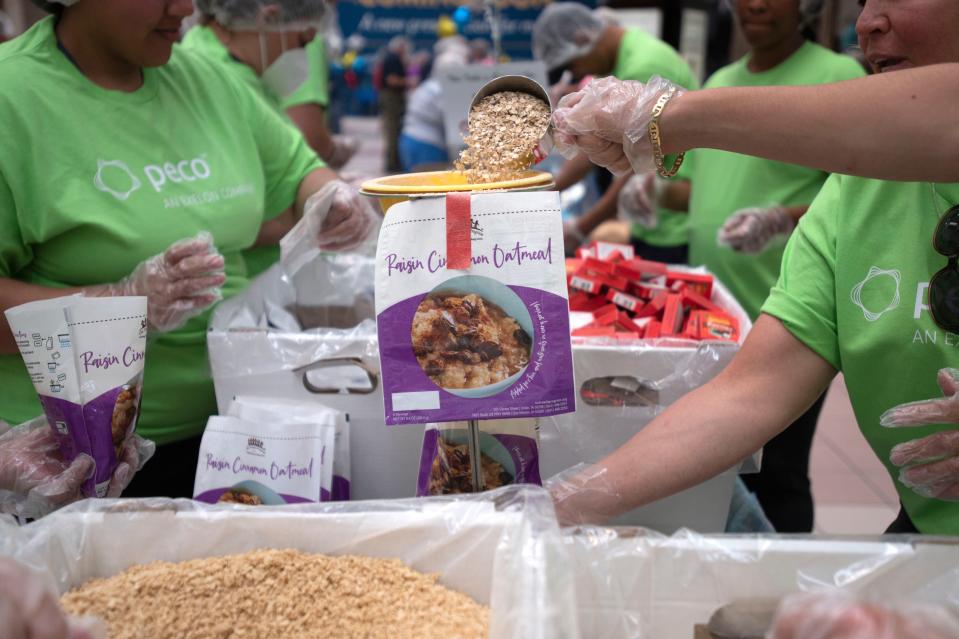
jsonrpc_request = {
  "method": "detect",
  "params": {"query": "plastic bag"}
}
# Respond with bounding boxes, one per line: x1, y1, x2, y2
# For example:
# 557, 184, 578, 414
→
5, 296, 148, 497
227, 395, 351, 501
417, 419, 541, 496
192, 415, 334, 505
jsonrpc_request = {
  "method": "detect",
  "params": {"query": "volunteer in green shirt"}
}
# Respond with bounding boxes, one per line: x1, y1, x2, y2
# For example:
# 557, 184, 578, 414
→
0, 0, 376, 499
620, 0, 865, 532
532, 2, 698, 262
548, 0, 959, 535
183, 0, 358, 277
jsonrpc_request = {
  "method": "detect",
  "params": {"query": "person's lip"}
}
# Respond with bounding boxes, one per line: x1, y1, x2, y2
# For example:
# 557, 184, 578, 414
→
153, 26, 181, 42
867, 54, 911, 73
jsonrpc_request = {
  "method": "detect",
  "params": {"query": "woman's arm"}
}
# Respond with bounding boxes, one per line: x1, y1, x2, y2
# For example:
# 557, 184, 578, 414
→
554, 314, 837, 524
664, 64, 959, 182
286, 104, 336, 161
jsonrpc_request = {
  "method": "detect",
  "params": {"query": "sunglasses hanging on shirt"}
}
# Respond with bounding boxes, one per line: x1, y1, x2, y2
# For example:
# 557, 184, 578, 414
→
929, 184, 959, 333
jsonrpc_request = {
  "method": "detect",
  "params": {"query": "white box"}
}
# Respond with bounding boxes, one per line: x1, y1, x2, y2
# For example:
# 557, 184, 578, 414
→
210, 263, 756, 532
541, 271, 757, 532
563, 529, 959, 638
0, 487, 576, 639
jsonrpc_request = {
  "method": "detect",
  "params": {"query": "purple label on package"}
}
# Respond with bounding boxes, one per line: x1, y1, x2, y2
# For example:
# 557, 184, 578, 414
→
416, 423, 541, 496
374, 192, 576, 425
379, 285, 575, 424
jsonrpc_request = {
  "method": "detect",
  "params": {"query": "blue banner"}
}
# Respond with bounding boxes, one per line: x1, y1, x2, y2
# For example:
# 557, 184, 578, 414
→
337, 0, 596, 60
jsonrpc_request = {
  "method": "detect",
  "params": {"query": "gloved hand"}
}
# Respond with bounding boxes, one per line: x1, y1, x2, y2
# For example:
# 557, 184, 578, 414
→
717, 206, 796, 254
546, 463, 621, 526
90, 232, 225, 332
327, 134, 360, 169
769, 592, 959, 639
0, 556, 105, 639
303, 179, 380, 252
618, 172, 662, 229
880, 368, 959, 501
552, 75, 682, 176
0, 416, 155, 519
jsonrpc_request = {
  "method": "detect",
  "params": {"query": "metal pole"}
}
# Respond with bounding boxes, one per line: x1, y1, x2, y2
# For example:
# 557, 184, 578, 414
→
467, 419, 484, 492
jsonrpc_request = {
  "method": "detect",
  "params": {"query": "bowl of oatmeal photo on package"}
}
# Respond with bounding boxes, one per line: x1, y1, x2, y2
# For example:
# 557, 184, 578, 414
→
412, 275, 533, 399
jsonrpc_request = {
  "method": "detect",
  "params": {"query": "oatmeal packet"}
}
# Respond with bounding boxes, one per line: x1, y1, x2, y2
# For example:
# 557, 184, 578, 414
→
416, 419, 541, 496
5, 296, 147, 497
374, 191, 575, 424
193, 415, 335, 505
226, 395, 350, 501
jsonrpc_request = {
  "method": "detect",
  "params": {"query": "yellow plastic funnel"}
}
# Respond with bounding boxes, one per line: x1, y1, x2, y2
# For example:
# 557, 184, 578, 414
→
360, 169, 555, 214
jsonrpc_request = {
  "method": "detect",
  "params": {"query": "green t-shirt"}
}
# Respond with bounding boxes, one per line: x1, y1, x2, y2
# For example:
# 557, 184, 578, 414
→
180, 26, 329, 277
688, 42, 864, 319
610, 28, 699, 249
0, 17, 323, 444
763, 176, 959, 534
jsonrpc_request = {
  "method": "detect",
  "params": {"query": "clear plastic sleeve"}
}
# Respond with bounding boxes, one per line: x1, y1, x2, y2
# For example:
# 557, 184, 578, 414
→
563, 526, 959, 638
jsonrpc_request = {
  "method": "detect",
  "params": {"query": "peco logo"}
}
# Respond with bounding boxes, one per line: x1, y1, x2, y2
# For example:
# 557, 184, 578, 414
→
93, 154, 213, 200
851, 266, 902, 321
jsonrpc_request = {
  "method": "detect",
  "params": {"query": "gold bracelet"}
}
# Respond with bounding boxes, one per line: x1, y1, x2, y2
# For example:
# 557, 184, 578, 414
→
647, 86, 684, 179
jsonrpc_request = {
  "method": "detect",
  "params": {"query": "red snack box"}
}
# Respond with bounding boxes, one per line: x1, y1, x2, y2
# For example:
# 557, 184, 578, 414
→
698, 311, 741, 342
644, 319, 662, 339
682, 290, 722, 313
613, 262, 644, 282
606, 289, 644, 313
636, 290, 669, 318
683, 311, 702, 339
565, 258, 583, 275
631, 282, 669, 300
613, 331, 643, 340
600, 273, 630, 292
615, 313, 645, 334
605, 250, 626, 263
568, 291, 593, 311
666, 271, 714, 298
590, 241, 635, 260
624, 258, 668, 279
575, 246, 596, 259
572, 325, 618, 337
661, 294, 685, 336
583, 257, 615, 275
570, 274, 604, 295
592, 304, 620, 325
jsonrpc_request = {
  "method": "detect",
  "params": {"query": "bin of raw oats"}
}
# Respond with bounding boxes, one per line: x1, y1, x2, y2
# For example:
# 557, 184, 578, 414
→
0, 486, 577, 639
374, 191, 576, 424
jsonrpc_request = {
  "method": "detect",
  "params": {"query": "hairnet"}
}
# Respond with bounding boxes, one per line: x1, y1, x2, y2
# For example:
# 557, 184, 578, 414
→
208, 0, 328, 31
593, 6, 621, 28
532, 2, 604, 72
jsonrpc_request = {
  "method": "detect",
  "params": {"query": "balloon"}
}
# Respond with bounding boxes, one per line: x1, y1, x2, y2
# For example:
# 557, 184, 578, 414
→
453, 5, 471, 26
437, 14, 458, 37
352, 55, 368, 74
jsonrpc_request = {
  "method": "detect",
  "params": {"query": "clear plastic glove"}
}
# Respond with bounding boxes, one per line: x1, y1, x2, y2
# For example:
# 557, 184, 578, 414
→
304, 179, 379, 252
0, 556, 105, 639
327, 134, 360, 169
717, 206, 796, 254
618, 172, 662, 229
0, 416, 155, 519
880, 368, 959, 501
769, 592, 959, 639
552, 75, 682, 176
89, 232, 225, 332
546, 463, 621, 526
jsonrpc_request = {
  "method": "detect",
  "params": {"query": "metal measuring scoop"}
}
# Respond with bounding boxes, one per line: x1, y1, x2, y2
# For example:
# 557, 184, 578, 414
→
467, 75, 555, 165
